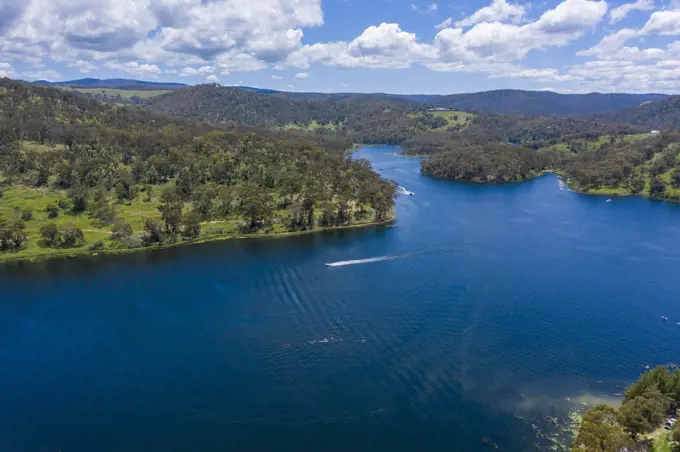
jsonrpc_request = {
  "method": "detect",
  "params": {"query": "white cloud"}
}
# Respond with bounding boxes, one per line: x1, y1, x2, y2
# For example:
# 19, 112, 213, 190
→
455, 0, 526, 27
21, 69, 62, 80
294, 72, 309, 78
435, 18, 453, 30
434, 0, 607, 64
641, 10, 680, 35
577, 28, 640, 57
272, 75, 283, 80
66, 59, 97, 73
206, 74, 219, 83
411, 3, 439, 14
105, 61, 162, 77
0, 62, 14, 78
609, 0, 654, 24
0, 0, 323, 75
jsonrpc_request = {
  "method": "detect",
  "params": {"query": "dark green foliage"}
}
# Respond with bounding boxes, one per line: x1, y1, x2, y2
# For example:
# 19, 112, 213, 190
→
572, 404, 633, 452
111, 219, 133, 240
45, 204, 59, 218
143, 219, 164, 245
20, 210, 33, 221
182, 210, 201, 238
421, 143, 551, 182
89, 241, 105, 251
0, 218, 28, 251
39, 222, 84, 248
158, 188, 183, 236
575, 366, 680, 449
610, 95, 680, 130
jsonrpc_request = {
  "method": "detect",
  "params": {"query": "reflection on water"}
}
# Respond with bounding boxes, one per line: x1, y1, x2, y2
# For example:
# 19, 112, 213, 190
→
2, 145, 680, 451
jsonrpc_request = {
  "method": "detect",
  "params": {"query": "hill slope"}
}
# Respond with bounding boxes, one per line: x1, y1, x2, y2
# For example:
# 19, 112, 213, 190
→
423, 90, 669, 116
33, 78, 188, 90
609, 96, 680, 130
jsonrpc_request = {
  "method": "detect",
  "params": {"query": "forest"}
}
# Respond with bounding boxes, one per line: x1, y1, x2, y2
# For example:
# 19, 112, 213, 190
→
0, 78, 396, 261
572, 366, 680, 452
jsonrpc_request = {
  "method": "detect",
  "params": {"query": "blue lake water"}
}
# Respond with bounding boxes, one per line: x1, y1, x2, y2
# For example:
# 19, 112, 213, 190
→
2, 145, 680, 451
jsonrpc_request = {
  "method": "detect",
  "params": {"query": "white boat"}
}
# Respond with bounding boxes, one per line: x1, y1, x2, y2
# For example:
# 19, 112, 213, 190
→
662, 315, 669, 321
606, 199, 612, 203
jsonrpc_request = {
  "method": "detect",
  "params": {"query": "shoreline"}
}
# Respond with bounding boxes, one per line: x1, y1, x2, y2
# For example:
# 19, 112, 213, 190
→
0, 216, 396, 265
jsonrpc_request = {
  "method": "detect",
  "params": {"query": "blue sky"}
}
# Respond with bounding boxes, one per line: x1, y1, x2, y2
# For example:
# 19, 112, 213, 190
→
1, 0, 679, 94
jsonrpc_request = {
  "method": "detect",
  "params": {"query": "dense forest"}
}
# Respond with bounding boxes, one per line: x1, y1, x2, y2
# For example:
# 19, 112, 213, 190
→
0, 78, 396, 261
143, 84, 452, 144
572, 366, 680, 452
420, 143, 552, 183
609, 96, 680, 131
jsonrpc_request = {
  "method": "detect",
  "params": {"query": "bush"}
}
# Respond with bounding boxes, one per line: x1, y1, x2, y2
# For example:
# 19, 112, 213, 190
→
88, 241, 105, 251
57, 198, 71, 210
45, 204, 59, 218
39, 222, 85, 248
119, 234, 144, 249
20, 210, 33, 221
111, 219, 133, 240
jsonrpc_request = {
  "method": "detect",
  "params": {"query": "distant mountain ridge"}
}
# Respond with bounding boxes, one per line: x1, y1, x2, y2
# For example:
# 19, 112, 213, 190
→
607, 95, 680, 130
29, 78, 674, 118
32, 78, 188, 90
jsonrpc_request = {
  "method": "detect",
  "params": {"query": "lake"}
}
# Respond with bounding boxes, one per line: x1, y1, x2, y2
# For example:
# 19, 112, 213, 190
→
2, 145, 680, 451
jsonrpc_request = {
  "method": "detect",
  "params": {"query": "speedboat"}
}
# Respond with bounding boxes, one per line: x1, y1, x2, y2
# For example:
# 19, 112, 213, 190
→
325, 263, 331, 267
662, 315, 669, 321
606, 199, 612, 203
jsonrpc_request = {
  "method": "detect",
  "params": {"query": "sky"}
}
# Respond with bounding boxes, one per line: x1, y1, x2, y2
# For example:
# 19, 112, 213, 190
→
1, 0, 680, 94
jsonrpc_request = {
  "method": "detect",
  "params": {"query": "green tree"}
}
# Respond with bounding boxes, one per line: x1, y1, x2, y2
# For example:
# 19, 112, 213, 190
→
620, 389, 668, 438
0, 218, 28, 251
39, 223, 60, 247
572, 405, 633, 452
158, 188, 184, 235
59, 223, 85, 248
143, 219, 164, 245
182, 210, 202, 238
111, 219, 133, 241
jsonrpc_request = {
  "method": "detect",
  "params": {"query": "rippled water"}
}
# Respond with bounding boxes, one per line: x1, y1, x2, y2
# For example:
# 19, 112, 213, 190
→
2, 145, 680, 451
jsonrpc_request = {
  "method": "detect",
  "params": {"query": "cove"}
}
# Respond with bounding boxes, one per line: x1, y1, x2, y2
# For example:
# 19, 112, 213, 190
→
2, 145, 680, 451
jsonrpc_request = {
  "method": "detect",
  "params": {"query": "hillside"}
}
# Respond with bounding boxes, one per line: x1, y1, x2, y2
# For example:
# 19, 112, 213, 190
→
143, 84, 454, 144
424, 90, 668, 116
609, 95, 680, 130
0, 78, 395, 262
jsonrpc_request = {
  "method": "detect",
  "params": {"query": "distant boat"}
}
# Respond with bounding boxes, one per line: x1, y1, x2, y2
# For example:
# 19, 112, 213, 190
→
397, 186, 414, 196
606, 199, 612, 203
662, 315, 669, 321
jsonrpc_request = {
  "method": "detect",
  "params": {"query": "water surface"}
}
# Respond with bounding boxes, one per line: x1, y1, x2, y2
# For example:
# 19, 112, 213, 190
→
2, 145, 680, 451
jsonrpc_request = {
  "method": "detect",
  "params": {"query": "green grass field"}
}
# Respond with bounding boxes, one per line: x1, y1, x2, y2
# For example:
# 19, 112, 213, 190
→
64, 88, 173, 99
410, 110, 475, 131
0, 177, 385, 263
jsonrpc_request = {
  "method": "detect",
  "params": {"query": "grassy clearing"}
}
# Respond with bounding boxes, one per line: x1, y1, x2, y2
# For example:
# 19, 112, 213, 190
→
283, 120, 339, 132
410, 110, 475, 131
0, 183, 388, 263
63, 88, 173, 99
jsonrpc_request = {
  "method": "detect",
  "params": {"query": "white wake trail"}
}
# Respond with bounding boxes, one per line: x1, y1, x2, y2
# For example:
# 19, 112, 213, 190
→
326, 255, 396, 267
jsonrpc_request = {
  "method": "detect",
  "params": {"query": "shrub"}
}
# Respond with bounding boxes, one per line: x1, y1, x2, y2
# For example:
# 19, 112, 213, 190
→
20, 210, 33, 221
88, 241, 105, 251
45, 204, 59, 219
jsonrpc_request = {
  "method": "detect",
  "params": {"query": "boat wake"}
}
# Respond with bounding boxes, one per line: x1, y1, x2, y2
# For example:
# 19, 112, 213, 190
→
397, 186, 414, 196
326, 255, 396, 267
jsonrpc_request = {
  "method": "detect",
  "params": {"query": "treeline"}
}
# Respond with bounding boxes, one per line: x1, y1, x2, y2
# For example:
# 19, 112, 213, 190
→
144, 85, 454, 144
420, 143, 552, 182
572, 366, 680, 451
608, 96, 680, 131
0, 78, 395, 256
564, 132, 680, 200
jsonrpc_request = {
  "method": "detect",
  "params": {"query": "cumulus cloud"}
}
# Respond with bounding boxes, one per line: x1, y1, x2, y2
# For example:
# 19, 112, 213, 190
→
206, 74, 219, 83
294, 72, 309, 78
641, 10, 680, 35
455, 0, 526, 27
609, 0, 654, 24
0, 0, 323, 75
433, 0, 607, 64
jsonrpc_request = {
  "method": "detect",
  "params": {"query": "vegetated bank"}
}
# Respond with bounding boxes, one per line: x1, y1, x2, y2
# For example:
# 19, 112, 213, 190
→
572, 366, 680, 452
0, 78, 396, 263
